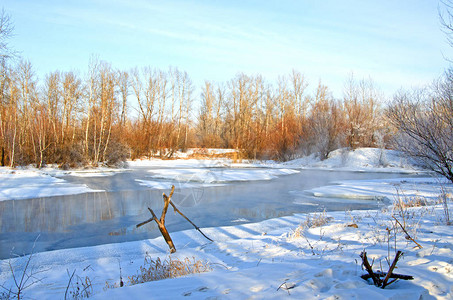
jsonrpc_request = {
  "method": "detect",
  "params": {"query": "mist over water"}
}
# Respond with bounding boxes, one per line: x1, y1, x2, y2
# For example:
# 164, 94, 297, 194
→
0, 167, 419, 259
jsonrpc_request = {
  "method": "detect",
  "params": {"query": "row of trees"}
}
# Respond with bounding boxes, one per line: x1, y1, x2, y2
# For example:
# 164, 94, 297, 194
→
197, 72, 384, 160
0, 55, 390, 168
0, 58, 198, 167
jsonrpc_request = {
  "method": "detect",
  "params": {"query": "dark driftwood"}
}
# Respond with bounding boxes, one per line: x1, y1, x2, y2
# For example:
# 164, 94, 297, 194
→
361, 271, 414, 281
360, 250, 412, 288
382, 250, 403, 288
136, 185, 214, 253
360, 251, 381, 286
136, 186, 176, 253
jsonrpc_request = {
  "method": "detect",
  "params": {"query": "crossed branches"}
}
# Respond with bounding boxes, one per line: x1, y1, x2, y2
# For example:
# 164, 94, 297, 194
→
137, 185, 212, 253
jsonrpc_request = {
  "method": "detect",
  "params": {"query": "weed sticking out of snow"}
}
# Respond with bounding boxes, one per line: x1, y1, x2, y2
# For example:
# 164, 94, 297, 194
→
65, 269, 93, 300
290, 210, 333, 240
437, 185, 452, 225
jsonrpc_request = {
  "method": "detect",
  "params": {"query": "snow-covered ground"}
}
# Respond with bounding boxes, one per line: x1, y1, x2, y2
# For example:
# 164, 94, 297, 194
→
282, 148, 421, 173
0, 170, 103, 201
144, 167, 299, 183
1, 148, 452, 299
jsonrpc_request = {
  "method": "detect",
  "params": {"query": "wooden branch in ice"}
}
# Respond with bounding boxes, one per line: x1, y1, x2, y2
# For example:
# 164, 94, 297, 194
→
136, 185, 213, 253
136, 186, 176, 253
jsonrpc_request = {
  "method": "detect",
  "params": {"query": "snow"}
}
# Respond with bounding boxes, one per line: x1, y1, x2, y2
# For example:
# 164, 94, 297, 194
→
1, 190, 452, 299
144, 168, 299, 184
135, 179, 226, 190
303, 177, 449, 202
0, 170, 102, 201
283, 148, 420, 173
131, 148, 239, 160
126, 158, 232, 168
1, 148, 452, 299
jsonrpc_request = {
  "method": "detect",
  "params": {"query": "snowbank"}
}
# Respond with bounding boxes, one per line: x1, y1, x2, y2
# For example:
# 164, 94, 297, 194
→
0, 169, 102, 201
126, 158, 232, 168
284, 148, 421, 173
145, 168, 299, 184
304, 177, 450, 202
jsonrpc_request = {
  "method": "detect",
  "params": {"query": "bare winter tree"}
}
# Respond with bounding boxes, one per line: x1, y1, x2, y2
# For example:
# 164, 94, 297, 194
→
308, 82, 345, 160
0, 9, 15, 166
440, 0, 453, 48
0, 9, 16, 64
387, 71, 453, 183
385, 1, 453, 183
343, 74, 382, 149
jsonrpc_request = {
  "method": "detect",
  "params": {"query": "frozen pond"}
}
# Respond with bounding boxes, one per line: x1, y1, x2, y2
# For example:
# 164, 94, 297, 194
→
0, 165, 420, 259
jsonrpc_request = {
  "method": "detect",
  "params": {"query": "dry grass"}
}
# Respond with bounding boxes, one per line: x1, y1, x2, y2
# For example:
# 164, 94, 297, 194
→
395, 195, 428, 209
105, 255, 211, 289
65, 271, 93, 300
436, 188, 452, 225
128, 256, 211, 285
291, 211, 333, 239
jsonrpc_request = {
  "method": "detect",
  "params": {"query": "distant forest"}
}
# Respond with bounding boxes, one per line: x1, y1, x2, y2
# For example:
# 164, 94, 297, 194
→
0, 55, 395, 168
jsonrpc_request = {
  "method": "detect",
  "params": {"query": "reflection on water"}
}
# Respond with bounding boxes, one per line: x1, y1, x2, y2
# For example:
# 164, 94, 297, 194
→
1, 190, 164, 233
0, 169, 419, 259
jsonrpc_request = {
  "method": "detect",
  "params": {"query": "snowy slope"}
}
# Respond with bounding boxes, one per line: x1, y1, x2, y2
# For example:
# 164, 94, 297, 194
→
284, 148, 421, 173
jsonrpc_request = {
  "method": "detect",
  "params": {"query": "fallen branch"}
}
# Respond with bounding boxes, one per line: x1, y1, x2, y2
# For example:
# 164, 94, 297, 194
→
136, 186, 176, 253
360, 251, 381, 286
136, 185, 214, 253
360, 250, 412, 288
361, 271, 414, 281
382, 250, 403, 288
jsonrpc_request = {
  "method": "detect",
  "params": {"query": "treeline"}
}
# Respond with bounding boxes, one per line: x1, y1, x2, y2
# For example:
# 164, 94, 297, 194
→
0, 58, 393, 168
0, 59, 195, 167
198, 71, 385, 160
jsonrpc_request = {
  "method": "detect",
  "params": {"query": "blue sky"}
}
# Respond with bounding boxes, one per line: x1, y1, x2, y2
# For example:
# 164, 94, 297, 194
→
3, 0, 451, 98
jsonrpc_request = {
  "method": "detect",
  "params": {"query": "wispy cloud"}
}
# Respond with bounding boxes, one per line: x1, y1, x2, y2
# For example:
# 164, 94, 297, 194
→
3, 0, 449, 97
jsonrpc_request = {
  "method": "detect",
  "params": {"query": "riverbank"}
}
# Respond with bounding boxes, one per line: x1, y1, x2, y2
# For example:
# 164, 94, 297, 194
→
0, 178, 451, 299
1, 148, 451, 299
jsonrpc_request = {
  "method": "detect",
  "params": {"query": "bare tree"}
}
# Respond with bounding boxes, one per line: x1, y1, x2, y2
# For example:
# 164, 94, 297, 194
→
198, 81, 215, 147
440, 0, 453, 48
117, 70, 129, 127
198, 82, 226, 148
61, 71, 82, 145
308, 82, 345, 160
0, 65, 18, 167
0, 9, 16, 64
387, 71, 453, 183
343, 74, 381, 149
